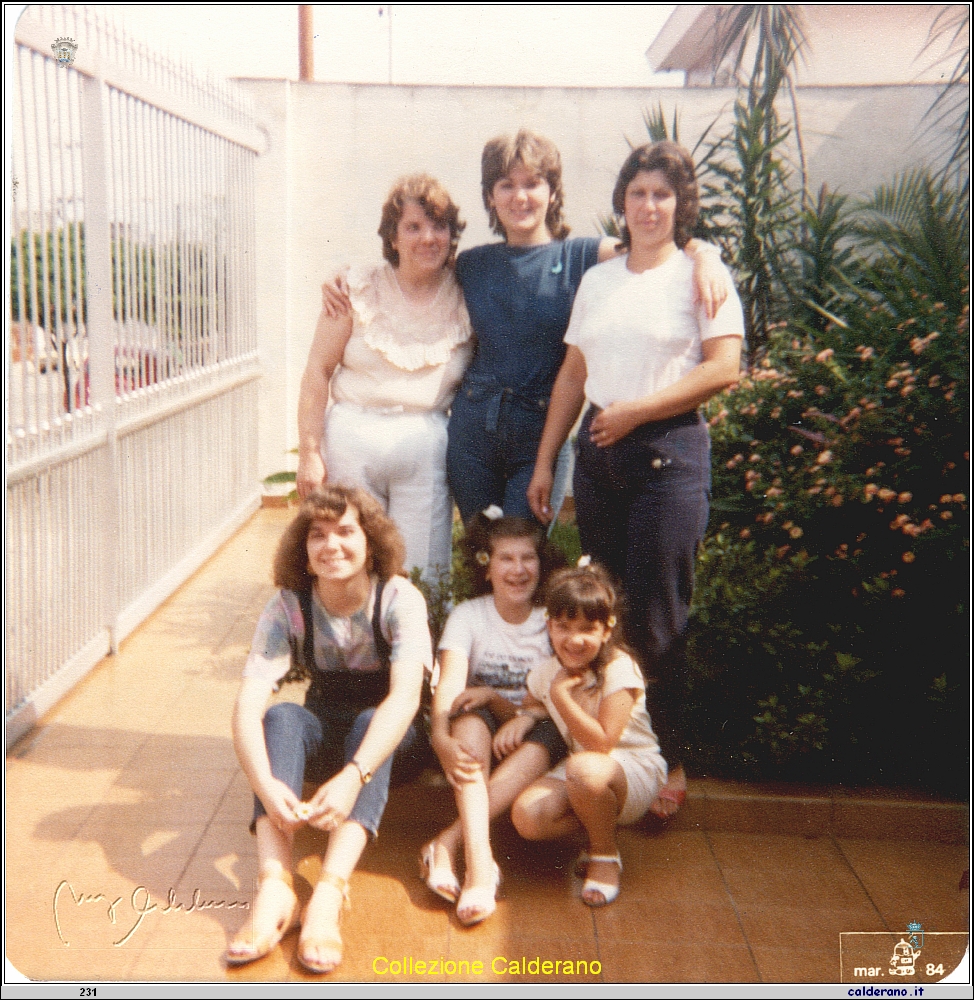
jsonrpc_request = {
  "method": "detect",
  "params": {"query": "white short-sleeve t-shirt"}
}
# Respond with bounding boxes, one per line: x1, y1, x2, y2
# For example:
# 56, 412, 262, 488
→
438, 595, 551, 706
527, 652, 662, 757
564, 252, 744, 408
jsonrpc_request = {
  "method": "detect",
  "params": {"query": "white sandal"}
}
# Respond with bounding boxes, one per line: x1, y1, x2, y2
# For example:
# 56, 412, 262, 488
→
419, 842, 460, 904
456, 862, 501, 927
581, 854, 622, 908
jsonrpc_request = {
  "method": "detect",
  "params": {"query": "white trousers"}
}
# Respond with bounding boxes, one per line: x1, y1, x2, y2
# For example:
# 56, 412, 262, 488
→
325, 402, 453, 580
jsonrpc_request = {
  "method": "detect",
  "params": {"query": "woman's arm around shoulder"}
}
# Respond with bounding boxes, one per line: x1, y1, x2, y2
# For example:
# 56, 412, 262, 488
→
597, 236, 728, 318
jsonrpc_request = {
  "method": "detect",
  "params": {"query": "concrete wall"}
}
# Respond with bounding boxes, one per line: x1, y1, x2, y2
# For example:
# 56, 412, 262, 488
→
239, 79, 946, 478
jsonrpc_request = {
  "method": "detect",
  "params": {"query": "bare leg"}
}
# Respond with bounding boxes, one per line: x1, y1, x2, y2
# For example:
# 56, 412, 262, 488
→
511, 776, 579, 841
298, 820, 369, 974
226, 817, 299, 963
433, 741, 552, 862
449, 715, 495, 894
565, 753, 627, 905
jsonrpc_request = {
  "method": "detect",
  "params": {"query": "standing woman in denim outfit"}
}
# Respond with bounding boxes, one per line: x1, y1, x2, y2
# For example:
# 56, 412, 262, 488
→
446, 130, 729, 523
226, 485, 430, 974
527, 142, 744, 817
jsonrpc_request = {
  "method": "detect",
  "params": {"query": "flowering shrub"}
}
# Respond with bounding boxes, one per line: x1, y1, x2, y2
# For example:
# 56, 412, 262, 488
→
687, 254, 968, 790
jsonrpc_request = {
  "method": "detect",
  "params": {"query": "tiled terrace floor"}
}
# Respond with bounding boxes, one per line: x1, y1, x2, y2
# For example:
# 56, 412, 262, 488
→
5, 509, 969, 984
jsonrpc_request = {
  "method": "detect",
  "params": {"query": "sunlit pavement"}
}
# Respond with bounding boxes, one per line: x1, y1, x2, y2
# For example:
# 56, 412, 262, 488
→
6, 509, 968, 984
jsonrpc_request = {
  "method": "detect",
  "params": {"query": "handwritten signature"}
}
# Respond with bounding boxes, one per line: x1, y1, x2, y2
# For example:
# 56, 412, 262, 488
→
54, 881, 250, 947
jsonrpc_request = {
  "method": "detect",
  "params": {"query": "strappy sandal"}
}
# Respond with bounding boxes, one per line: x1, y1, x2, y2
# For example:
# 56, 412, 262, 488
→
419, 841, 460, 903
581, 854, 622, 908
225, 871, 300, 967
297, 871, 348, 975
456, 862, 500, 927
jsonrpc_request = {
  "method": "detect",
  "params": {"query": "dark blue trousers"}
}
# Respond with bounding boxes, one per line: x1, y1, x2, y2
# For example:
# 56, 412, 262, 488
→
572, 406, 711, 761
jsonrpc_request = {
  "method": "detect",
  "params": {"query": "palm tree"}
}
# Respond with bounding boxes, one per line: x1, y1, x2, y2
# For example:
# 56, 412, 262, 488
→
708, 4, 810, 206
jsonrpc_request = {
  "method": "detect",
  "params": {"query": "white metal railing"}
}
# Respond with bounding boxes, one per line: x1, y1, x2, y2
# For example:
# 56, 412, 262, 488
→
7, 6, 263, 742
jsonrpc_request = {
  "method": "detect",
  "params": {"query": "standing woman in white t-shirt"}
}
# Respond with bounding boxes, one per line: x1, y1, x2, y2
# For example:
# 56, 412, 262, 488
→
527, 141, 744, 819
421, 510, 567, 926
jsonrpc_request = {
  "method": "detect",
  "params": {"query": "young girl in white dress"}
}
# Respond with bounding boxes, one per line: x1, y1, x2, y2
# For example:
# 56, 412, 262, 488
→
508, 561, 666, 907
421, 508, 568, 925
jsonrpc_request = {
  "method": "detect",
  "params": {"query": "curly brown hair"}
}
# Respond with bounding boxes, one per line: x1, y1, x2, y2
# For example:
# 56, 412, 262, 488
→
481, 130, 570, 240
462, 512, 566, 605
273, 485, 406, 592
377, 174, 465, 269
611, 141, 699, 250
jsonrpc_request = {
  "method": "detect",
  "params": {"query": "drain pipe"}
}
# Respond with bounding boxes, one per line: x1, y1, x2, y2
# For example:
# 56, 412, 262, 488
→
298, 4, 314, 81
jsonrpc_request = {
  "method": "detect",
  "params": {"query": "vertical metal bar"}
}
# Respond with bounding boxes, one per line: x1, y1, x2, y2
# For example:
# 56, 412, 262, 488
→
46, 56, 67, 429
65, 66, 87, 424
80, 65, 121, 652
11, 47, 32, 465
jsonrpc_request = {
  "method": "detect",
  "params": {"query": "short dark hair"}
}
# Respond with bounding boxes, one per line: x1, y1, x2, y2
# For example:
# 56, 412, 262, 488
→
378, 173, 465, 268
273, 485, 406, 592
611, 141, 699, 249
480, 130, 570, 240
462, 511, 565, 605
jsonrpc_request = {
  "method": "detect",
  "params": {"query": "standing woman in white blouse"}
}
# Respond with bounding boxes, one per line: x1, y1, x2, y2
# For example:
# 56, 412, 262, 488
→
295, 174, 474, 580
527, 142, 744, 817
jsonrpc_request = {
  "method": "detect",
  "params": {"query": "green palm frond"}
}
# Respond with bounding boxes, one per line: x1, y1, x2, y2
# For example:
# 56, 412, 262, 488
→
710, 4, 809, 105
918, 6, 970, 189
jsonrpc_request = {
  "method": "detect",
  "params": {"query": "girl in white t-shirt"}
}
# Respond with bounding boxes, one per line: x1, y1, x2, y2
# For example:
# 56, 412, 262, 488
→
509, 562, 666, 908
421, 508, 567, 926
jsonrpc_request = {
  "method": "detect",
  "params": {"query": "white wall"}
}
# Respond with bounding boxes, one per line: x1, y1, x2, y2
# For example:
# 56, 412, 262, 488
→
239, 79, 947, 477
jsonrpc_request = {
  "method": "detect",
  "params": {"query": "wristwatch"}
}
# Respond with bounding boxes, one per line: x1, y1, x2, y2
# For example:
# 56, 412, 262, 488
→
350, 758, 372, 785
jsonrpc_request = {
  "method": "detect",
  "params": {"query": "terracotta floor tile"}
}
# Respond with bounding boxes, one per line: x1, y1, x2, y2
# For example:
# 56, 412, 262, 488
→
720, 864, 871, 910
708, 831, 846, 870
750, 944, 837, 983
594, 896, 746, 946
10, 944, 142, 983
124, 734, 239, 773
192, 824, 259, 866
737, 904, 886, 949
10, 723, 147, 766
836, 838, 970, 930
597, 940, 759, 983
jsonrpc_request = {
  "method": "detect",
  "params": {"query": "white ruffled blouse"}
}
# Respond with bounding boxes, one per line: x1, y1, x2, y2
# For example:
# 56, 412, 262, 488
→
330, 263, 474, 413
